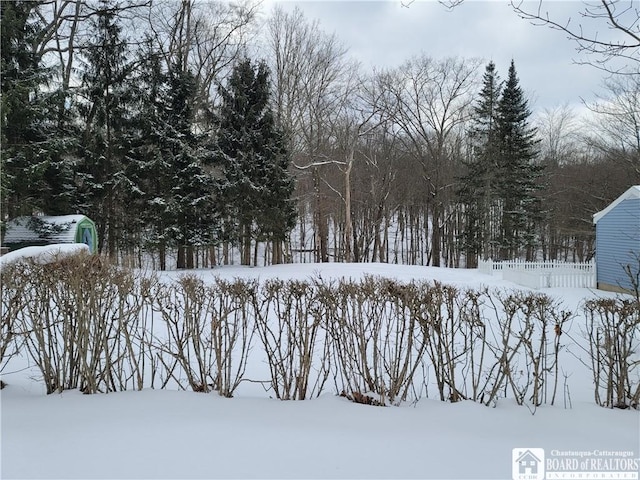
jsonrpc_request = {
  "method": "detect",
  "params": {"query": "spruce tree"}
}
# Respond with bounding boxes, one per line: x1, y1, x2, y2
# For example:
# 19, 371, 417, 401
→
495, 60, 543, 260
458, 61, 502, 266
75, 0, 136, 257
127, 45, 217, 269
164, 61, 216, 269
215, 58, 296, 265
127, 43, 173, 269
0, 1, 60, 220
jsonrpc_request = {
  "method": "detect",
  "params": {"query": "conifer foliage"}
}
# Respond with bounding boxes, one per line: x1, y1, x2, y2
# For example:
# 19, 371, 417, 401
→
458, 60, 543, 263
459, 61, 502, 266
215, 58, 296, 265
1, 1, 55, 219
75, 1, 135, 258
163, 61, 217, 269
3, 4, 615, 267
495, 60, 543, 260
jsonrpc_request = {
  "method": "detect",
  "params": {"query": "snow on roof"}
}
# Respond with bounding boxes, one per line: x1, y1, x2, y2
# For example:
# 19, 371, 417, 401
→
592, 185, 640, 224
3, 215, 88, 244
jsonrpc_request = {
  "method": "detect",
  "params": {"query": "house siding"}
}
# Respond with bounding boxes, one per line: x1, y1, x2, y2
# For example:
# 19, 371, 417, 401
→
596, 198, 640, 292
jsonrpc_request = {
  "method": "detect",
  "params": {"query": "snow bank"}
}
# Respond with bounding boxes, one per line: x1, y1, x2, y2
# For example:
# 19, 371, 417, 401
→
2, 388, 638, 479
0, 243, 89, 267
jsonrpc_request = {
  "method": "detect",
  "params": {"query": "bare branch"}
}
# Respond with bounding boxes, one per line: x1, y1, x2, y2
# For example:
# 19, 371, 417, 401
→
438, 0, 639, 74
509, 0, 640, 73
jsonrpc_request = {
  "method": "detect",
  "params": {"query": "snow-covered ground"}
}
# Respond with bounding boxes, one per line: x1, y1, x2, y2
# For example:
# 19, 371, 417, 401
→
2, 260, 639, 479
0, 243, 88, 267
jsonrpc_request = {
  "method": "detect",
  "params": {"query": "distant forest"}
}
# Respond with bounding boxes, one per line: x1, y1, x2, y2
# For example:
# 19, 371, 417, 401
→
2, 1, 639, 269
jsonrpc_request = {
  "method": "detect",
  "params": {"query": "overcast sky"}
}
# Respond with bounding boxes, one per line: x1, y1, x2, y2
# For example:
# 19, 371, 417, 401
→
260, 1, 618, 117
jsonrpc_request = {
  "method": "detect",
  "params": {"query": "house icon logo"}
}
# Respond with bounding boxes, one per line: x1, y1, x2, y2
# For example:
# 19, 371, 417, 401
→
512, 448, 545, 480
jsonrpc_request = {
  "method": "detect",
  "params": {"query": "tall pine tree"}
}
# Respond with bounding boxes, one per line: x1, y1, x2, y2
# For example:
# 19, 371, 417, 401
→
215, 58, 296, 265
127, 42, 173, 269
75, 0, 136, 258
458, 61, 502, 266
164, 60, 216, 269
1, 1, 61, 220
495, 60, 543, 260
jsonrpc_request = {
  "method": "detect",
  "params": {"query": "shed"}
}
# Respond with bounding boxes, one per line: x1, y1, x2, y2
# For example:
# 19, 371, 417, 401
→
592, 186, 640, 293
2, 215, 98, 254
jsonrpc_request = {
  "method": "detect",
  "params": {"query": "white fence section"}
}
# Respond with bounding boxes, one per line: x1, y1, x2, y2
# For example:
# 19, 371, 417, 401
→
478, 259, 596, 289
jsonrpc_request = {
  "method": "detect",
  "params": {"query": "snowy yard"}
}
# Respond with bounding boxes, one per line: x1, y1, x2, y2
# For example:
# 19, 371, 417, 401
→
2, 261, 639, 479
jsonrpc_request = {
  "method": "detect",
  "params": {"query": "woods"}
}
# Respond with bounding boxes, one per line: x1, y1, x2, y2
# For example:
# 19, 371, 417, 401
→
2, 0, 639, 268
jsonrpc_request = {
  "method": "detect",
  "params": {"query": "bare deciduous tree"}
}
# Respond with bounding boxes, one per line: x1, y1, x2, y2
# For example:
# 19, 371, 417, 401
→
379, 55, 480, 266
585, 73, 640, 179
267, 6, 353, 262
147, 0, 258, 118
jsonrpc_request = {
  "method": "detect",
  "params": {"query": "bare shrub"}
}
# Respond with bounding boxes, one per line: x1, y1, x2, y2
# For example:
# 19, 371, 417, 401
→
15, 254, 153, 394
478, 291, 572, 409
515, 294, 573, 408
152, 275, 256, 396
457, 287, 489, 402
414, 281, 466, 402
379, 279, 427, 404
153, 275, 217, 392
0, 262, 31, 377
584, 297, 640, 408
329, 277, 388, 403
255, 278, 331, 400
3, 255, 585, 410
136, 276, 161, 388
481, 291, 537, 406
328, 276, 425, 405
211, 278, 257, 397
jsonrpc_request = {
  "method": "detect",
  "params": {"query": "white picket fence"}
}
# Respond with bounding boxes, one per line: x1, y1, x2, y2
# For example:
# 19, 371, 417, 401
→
478, 259, 596, 289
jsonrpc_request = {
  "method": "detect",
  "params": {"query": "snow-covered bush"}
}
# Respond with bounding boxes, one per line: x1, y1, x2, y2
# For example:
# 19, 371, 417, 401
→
150, 275, 257, 396
584, 297, 640, 409
1, 253, 156, 393
256, 278, 330, 400
8, 256, 635, 411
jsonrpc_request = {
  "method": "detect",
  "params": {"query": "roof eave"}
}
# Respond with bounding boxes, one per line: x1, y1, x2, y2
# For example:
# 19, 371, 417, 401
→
593, 185, 640, 225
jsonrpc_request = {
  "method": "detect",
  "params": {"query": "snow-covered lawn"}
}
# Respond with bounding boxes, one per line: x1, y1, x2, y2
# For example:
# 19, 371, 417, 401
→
2, 261, 639, 479
0, 243, 89, 266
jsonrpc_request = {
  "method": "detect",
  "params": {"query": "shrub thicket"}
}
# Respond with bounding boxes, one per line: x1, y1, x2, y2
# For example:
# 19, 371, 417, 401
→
1, 255, 637, 409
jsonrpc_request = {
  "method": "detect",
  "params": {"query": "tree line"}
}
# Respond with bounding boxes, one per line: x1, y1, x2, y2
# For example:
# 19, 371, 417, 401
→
2, 0, 639, 268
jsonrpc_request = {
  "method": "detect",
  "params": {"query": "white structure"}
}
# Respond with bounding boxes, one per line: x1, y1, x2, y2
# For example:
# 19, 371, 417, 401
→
478, 259, 596, 289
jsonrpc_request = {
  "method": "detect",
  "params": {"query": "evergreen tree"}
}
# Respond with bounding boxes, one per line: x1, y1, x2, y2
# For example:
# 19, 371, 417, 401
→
127, 43, 173, 269
0, 1, 60, 220
458, 61, 502, 266
215, 58, 296, 265
126, 43, 217, 269
495, 60, 543, 260
75, 0, 136, 257
163, 61, 216, 269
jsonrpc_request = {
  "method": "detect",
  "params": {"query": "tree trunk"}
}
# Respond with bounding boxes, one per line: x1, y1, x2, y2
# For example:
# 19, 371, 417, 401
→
186, 245, 194, 269
241, 223, 251, 266
431, 203, 441, 267
343, 155, 353, 262
177, 245, 186, 269
159, 243, 166, 271
272, 240, 282, 264
313, 168, 329, 262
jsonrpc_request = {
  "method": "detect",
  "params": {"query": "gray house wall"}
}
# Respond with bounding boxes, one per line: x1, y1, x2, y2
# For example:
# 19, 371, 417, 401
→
595, 197, 640, 292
